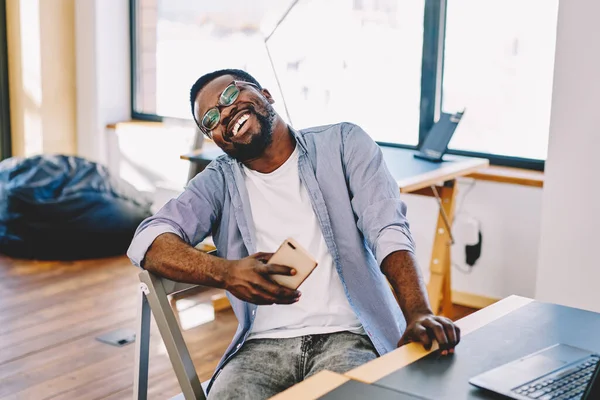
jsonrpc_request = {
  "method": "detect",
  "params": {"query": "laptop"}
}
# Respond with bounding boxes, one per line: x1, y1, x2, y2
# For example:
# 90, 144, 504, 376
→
413, 111, 464, 162
469, 343, 600, 400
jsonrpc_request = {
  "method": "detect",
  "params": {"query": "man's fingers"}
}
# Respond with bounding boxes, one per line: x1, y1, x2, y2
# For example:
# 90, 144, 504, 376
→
439, 318, 459, 350
400, 317, 460, 354
251, 276, 300, 302
422, 318, 449, 352
397, 332, 411, 347
262, 263, 297, 276
250, 294, 275, 305
414, 324, 433, 350
448, 320, 461, 353
250, 252, 274, 263
399, 325, 432, 349
247, 286, 298, 305
402, 324, 432, 350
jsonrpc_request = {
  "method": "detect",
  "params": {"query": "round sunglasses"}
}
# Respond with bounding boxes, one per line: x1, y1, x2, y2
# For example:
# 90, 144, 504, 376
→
197, 80, 259, 138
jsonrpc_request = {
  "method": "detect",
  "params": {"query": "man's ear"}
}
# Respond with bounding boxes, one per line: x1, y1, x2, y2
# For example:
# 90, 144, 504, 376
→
261, 88, 275, 104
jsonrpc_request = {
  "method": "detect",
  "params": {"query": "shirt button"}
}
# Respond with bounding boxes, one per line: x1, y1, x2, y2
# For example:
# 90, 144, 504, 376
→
236, 344, 241, 349
252, 310, 256, 315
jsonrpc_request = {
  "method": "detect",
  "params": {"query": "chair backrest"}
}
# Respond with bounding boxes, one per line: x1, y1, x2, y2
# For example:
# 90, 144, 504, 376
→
135, 251, 217, 400
159, 278, 198, 297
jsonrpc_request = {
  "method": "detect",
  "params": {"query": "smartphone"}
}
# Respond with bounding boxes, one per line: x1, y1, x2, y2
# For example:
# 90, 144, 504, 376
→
268, 238, 318, 290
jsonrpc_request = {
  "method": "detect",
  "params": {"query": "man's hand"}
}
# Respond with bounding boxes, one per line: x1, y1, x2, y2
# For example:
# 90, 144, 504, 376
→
397, 313, 461, 356
223, 252, 301, 305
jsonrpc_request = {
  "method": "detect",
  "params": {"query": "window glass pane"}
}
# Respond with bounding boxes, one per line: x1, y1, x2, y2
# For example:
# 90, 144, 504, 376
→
135, 0, 294, 120
267, 0, 424, 144
442, 0, 559, 160
134, 0, 424, 146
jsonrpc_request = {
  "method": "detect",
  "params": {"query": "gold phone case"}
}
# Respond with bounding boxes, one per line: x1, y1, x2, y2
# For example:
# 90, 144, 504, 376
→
268, 238, 318, 290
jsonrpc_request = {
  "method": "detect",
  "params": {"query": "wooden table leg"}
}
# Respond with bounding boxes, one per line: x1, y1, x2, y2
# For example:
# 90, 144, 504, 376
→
426, 181, 458, 317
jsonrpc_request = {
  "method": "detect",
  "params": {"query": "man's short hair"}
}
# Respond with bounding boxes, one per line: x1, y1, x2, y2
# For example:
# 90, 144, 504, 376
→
189, 69, 262, 125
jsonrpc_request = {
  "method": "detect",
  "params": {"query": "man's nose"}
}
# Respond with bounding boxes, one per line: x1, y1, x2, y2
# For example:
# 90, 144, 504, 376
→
219, 104, 237, 127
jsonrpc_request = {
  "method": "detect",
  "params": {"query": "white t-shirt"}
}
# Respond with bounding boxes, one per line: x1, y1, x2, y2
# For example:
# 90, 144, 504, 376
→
243, 145, 364, 340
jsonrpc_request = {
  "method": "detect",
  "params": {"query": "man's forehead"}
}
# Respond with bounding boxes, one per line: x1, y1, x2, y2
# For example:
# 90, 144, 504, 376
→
196, 74, 235, 106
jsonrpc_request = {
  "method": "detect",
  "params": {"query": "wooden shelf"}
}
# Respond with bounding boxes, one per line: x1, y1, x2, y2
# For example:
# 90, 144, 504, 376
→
467, 166, 544, 188
106, 120, 165, 130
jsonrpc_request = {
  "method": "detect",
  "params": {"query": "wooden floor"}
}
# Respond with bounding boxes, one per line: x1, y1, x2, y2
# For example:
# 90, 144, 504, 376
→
0, 254, 476, 399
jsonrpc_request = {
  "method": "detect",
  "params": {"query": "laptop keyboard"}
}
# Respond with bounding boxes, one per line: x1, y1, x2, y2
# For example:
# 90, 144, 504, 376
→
512, 355, 599, 400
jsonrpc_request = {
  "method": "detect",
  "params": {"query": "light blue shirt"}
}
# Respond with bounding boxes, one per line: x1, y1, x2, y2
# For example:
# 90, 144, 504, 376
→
127, 122, 416, 389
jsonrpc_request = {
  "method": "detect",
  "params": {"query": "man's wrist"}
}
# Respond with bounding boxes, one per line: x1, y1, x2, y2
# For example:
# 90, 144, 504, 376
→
187, 246, 230, 289
214, 257, 231, 290
405, 307, 435, 323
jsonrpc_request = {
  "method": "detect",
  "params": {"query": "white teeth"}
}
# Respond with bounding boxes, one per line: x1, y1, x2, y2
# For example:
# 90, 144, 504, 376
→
232, 114, 250, 136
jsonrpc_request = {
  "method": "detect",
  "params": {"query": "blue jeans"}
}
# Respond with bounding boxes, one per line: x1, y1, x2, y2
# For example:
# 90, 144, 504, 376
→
207, 331, 378, 399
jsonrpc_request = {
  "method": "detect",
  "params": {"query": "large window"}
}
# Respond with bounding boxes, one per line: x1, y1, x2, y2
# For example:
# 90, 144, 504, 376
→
131, 0, 559, 169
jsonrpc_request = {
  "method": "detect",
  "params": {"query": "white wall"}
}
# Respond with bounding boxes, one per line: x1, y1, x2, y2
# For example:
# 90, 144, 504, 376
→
405, 180, 542, 300
6, 0, 77, 157
75, 0, 130, 165
535, 0, 600, 312
107, 122, 196, 196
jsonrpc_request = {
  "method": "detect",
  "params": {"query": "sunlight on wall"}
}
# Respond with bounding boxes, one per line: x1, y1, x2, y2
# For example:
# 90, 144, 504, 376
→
108, 122, 197, 196
19, 0, 43, 156
6, 0, 76, 158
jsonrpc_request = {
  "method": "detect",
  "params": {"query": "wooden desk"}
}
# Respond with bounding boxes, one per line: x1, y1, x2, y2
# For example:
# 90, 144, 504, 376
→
271, 295, 533, 399
181, 145, 489, 316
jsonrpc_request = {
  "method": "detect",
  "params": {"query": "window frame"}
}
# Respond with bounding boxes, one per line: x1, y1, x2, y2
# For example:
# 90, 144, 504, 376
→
130, 0, 161, 122
129, 0, 545, 170
0, 0, 12, 161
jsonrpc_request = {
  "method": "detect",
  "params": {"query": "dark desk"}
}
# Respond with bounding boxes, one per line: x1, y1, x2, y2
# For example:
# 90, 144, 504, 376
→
272, 296, 600, 399
182, 143, 489, 316
374, 300, 600, 399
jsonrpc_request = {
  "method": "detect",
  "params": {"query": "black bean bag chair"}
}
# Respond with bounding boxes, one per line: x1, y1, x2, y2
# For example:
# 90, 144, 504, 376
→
0, 155, 152, 260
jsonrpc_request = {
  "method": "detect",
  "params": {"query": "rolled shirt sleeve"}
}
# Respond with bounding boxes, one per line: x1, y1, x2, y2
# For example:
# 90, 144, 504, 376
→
126, 164, 225, 268
127, 224, 182, 268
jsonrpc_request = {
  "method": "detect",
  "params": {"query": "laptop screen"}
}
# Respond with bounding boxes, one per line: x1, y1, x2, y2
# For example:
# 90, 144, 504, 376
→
418, 112, 463, 159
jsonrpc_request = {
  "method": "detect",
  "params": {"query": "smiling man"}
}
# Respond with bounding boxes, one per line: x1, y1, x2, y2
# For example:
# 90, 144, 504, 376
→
127, 68, 460, 399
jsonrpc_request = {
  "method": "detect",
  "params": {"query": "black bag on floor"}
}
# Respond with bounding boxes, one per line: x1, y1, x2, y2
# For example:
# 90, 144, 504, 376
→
0, 155, 152, 259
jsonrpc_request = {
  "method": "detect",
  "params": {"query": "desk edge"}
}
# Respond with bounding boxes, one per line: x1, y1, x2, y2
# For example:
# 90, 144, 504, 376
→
345, 295, 534, 383
399, 158, 489, 193
269, 370, 349, 400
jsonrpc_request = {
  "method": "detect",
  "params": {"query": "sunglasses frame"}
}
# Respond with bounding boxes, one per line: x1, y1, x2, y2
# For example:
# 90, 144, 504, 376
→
196, 80, 259, 139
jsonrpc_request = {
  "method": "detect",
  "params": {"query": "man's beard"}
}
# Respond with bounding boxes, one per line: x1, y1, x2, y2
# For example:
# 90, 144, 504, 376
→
230, 104, 276, 162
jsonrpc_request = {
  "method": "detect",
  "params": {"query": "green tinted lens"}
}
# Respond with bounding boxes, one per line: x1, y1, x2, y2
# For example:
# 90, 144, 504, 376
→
219, 84, 239, 106
202, 108, 220, 130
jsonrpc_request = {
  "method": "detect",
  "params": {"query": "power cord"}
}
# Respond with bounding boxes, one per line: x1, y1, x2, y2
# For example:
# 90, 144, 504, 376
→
453, 260, 474, 274
452, 179, 481, 274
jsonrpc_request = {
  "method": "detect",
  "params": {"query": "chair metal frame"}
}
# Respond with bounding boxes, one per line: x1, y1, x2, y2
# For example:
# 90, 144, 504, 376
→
134, 269, 208, 400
